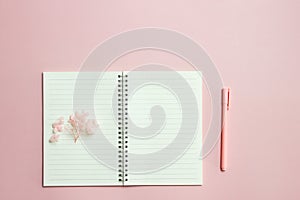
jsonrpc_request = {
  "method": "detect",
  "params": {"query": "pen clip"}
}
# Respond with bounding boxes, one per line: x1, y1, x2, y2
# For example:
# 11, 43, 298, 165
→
227, 89, 230, 110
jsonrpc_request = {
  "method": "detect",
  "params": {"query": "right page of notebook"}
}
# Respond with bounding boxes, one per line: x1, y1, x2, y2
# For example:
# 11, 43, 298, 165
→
126, 71, 202, 185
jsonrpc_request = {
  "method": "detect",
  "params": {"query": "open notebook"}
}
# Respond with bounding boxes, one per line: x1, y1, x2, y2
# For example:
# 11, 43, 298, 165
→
43, 71, 202, 186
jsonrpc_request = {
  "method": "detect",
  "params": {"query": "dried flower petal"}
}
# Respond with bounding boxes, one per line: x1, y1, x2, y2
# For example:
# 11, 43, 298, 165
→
86, 119, 99, 134
49, 134, 60, 143
52, 117, 64, 132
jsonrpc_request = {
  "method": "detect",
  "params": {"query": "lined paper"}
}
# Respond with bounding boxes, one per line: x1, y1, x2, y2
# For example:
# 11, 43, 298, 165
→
43, 72, 121, 186
125, 71, 202, 185
43, 71, 202, 186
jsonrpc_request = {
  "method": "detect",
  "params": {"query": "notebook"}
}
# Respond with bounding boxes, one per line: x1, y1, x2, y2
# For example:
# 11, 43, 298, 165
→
43, 71, 202, 186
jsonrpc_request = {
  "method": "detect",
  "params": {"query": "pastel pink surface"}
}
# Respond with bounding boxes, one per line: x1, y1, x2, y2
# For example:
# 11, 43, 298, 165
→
0, 0, 299, 199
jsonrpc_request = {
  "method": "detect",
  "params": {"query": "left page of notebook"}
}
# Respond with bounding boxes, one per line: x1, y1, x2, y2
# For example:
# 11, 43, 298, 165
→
43, 72, 121, 186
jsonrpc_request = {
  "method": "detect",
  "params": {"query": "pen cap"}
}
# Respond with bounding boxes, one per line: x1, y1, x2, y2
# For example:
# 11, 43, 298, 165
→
222, 88, 230, 109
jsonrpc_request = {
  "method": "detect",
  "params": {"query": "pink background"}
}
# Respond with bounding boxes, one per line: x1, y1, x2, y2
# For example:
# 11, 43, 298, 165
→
0, 0, 299, 199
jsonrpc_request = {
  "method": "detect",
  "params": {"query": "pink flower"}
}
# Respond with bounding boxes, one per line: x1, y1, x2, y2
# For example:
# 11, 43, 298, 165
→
52, 117, 64, 133
68, 114, 76, 127
50, 113, 99, 144
66, 111, 98, 142
86, 119, 99, 134
75, 111, 88, 122
49, 134, 60, 143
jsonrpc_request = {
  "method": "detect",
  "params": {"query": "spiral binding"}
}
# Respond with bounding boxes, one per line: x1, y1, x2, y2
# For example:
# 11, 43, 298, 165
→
117, 73, 129, 184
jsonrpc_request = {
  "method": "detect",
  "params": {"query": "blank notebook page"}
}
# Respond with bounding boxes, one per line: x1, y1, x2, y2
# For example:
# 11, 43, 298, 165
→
126, 71, 202, 185
43, 72, 121, 186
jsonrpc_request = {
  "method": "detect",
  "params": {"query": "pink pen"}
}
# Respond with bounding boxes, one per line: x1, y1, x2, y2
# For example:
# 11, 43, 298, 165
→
221, 88, 230, 171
